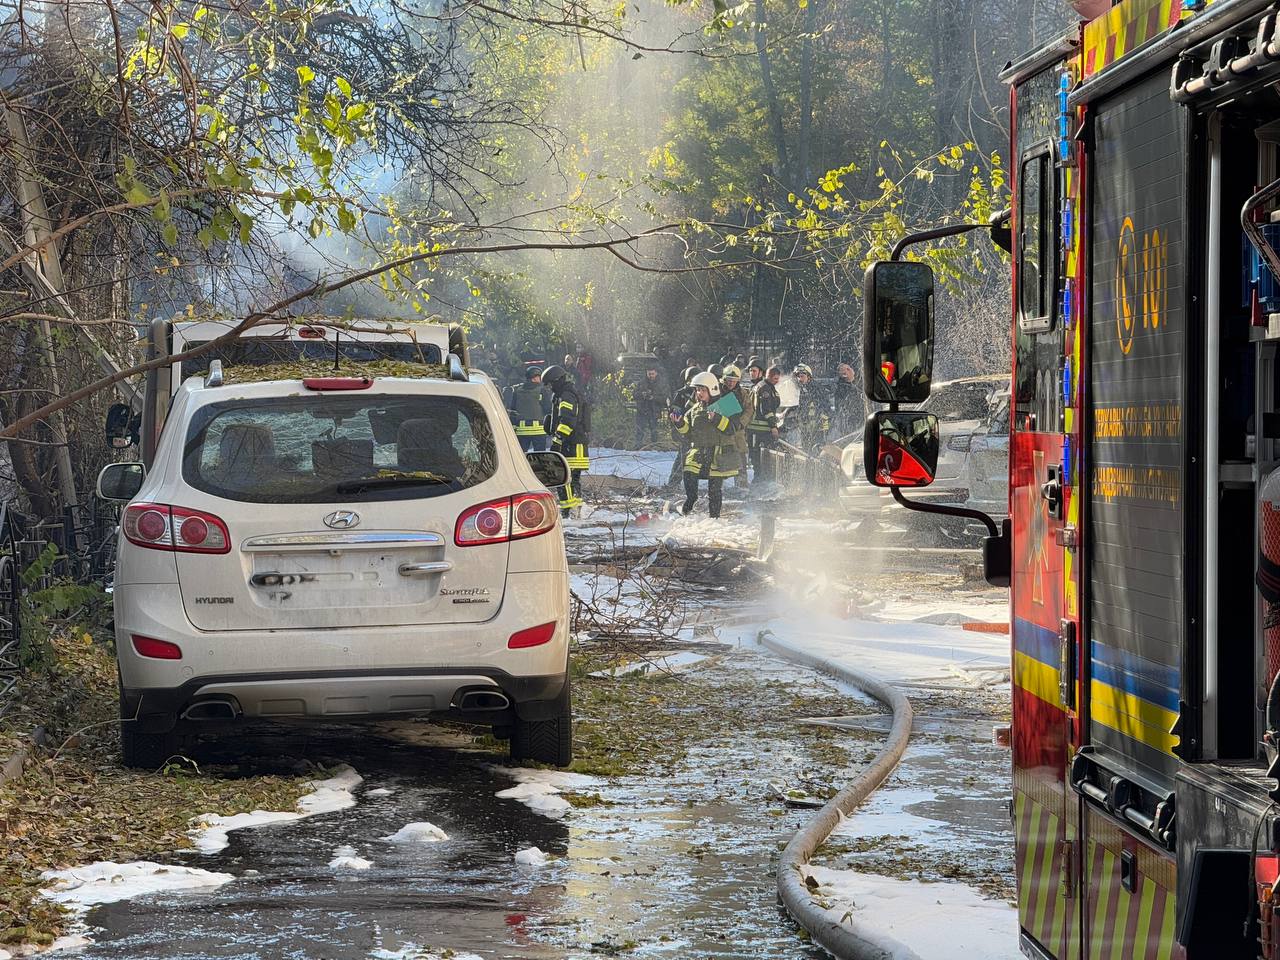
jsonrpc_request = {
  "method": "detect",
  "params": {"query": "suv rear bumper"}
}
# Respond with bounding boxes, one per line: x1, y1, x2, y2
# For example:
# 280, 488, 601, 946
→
123, 667, 567, 732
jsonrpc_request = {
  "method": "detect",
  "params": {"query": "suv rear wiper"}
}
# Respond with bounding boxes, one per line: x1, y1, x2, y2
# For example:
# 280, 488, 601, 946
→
335, 475, 458, 494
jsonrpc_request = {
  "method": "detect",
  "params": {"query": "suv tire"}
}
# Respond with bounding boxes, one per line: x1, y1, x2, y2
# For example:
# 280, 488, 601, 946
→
120, 719, 188, 771
510, 678, 572, 767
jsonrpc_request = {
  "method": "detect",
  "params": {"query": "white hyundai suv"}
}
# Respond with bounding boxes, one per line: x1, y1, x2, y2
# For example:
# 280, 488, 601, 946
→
97, 363, 573, 769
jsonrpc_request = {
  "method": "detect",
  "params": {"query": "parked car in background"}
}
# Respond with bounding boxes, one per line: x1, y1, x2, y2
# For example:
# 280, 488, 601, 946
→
836, 374, 1009, 526
961, 389, 1011, 520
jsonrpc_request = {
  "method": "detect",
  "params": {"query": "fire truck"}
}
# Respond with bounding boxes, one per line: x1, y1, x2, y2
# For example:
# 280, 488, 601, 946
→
860, 1, 1280, 957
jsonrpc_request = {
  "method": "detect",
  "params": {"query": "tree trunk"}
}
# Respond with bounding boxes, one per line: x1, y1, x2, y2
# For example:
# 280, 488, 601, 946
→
754, 0, 790, 183
796, 0, 818, 187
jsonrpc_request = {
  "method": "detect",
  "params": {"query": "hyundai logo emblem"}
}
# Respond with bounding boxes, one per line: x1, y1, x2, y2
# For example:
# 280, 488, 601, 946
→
323, 510, 361, 529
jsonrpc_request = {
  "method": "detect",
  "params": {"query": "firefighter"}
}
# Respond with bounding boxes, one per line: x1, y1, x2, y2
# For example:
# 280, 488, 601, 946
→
721, 364, 753, 486
746, 357, 765, 388
667, 366, 701, 485
670, 371, 739, 518
504, 366, 551, 452
632, 362, 662, 447
831, 362, 862, 438
792, 363, 831, 451
749, 365, 783, 482
541, 365, 590, 516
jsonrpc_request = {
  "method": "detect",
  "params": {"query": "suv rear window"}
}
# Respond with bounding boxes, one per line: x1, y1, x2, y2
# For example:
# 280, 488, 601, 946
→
183, 394, 496, 503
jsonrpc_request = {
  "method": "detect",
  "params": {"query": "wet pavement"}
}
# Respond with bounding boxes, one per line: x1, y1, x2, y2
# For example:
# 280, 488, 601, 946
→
70, 650, 837, 960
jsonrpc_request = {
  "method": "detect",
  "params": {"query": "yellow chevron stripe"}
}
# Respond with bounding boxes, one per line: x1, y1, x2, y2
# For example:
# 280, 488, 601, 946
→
1049, 864, 1068, 955
1034, 811, 1059, 944
1158, 888, 1176, 959
1091, 846, 1116, 960
1090, 678, 1180, 755
1020, 800, 1043, 928
1014, 650, 1061, 708
1110, 869, 1135, 960
1134, 875, 1158, 960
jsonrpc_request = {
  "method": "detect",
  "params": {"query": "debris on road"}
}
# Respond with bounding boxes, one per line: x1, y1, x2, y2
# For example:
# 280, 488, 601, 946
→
383, 822, 449, 843
328, 846, 373, 870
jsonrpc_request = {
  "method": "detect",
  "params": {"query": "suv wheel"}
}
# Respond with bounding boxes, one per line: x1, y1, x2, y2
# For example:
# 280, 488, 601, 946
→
120, 719, 188, 771
510, 678, 572, 767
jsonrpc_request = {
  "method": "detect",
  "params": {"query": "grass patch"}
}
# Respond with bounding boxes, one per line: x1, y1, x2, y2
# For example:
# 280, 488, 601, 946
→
0, 632, 311, 946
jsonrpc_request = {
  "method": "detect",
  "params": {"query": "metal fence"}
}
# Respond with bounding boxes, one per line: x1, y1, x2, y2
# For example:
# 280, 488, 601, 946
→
0, 502, 22, 719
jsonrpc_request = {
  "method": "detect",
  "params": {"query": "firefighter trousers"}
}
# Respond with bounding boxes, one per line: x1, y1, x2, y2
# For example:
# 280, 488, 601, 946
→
682, 472, 723, 519
748, 431, 774, 481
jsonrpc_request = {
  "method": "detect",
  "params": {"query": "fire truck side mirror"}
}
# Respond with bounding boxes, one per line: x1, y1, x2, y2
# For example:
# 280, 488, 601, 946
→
863, 411, 939, 488
989, 207, 1013, 255
862, 260, 935, 404
983, 519, 1012, 589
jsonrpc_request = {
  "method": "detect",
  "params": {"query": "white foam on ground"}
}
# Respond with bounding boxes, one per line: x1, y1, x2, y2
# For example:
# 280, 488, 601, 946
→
369, 948, 483, 960
493, 768, 598, 820
514, 846, 550, 867
40, 861, 235, 910
329, 845, 373, 870
189, 764, 363, 854
804, 868, 1018, 960
587, 448, 677, 486
383, 822, 449, 843
366, 787, 395, 797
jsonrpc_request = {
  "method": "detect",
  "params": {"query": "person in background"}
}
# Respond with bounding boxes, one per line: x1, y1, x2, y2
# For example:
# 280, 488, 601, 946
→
831, 362, 862, 439
749, 365, 783, 482
541, 365, 590, 516
633, 363, 662, 447
667, 366, 701, 485
792, 363, 831, 452
574, 343, 594, 393
733, 353, 747, 370
746, 357, 765, 389
721, 364, 753, 488
670, 371, 739, 519
505, 366, 551, 452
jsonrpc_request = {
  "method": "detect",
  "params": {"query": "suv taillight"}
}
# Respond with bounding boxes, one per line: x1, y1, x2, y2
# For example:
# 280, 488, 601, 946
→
122, 503, 231, 554
455, 492, 557, 546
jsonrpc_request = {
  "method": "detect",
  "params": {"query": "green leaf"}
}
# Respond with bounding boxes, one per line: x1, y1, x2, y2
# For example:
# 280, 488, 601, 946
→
170, 22, 189, 39
297, 65, 315, 87
162, 222, 178, 246
125, 184, 151, 205
335, 76, 352, 98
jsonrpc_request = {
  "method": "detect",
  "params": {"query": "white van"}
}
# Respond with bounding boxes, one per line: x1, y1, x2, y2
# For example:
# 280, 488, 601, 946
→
97, 358, 574, 769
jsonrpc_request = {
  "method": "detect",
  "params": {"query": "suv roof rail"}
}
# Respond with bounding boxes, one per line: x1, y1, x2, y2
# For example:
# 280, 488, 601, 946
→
205, 359, 224, 388
448, 353, 468, 382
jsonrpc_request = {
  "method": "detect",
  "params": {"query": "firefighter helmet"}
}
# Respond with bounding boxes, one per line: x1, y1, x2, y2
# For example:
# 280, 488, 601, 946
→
707, 363, 725, 379
541, 365, 569, 391
690, 371, 722, 398
682, 365, 700, 384
747, 356, 763, 373
794, 363, 814, 379
723, 364, 742, 381
525, 365, 542, 381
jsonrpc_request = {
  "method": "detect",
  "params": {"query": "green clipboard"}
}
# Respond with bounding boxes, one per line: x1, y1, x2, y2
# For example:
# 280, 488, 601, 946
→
709, 391, 743, 418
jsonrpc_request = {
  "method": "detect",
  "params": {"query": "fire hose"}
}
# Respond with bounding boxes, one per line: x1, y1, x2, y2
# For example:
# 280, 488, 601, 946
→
760, 631, 918, 960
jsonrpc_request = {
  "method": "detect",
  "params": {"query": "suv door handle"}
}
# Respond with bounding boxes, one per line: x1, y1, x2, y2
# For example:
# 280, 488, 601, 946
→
398, 561, 453, 577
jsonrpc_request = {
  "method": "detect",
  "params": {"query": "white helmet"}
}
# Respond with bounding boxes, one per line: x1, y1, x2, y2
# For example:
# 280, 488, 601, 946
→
723, 364, 743, 380
690, 371, 722, 397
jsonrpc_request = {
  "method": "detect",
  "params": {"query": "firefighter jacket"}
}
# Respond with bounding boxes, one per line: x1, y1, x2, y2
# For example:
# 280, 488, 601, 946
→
832, 377, 861, 437
550, 383, 590, 471
673, 400, 740, 478
505, 381, 550, 436
794, 380, 832, 436
725, 383, 753, 457
750, 380, 782, 433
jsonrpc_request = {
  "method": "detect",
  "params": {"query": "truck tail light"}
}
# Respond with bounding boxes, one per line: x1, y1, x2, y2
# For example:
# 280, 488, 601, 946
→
508, 622, 557, 649
456, 493, 558, 546
123, 503, 231, 554
132, 635, 183, 659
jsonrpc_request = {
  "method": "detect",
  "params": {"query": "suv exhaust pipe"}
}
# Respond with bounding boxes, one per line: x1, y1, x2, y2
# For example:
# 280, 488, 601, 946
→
457, 690, 511, 712
182, 698, 239, 721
